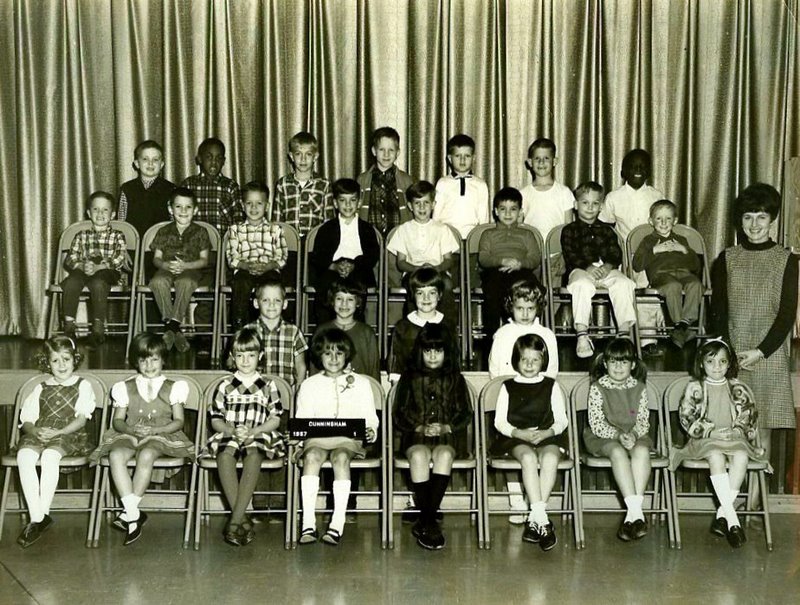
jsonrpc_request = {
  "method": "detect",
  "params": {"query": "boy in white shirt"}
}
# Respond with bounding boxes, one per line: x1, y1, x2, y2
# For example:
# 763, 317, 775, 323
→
520, 138, 574, 240
433, 134, 490, 239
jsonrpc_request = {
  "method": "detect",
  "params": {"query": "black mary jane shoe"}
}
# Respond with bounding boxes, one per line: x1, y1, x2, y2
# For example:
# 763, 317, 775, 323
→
298, 527, 319, 545
726, 524, 747, 549
617, 520, 635, 542
632, 518, 648, 540
321, 528, 342, 546
710, 517, 728, 538
123, 512, 148, 546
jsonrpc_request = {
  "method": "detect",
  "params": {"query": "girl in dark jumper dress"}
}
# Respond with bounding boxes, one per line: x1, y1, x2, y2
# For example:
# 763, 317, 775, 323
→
491, 334, 567, 551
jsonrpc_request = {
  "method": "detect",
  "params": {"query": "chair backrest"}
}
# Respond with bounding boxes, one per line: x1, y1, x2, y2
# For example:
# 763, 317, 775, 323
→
7, 373, 107, 449
661, 375, 691, 452
570, 375, 666, 454
626, 223, 710, 285
138, 221, 221, 286
279, 223, 302, 297
52, 220, 140, 285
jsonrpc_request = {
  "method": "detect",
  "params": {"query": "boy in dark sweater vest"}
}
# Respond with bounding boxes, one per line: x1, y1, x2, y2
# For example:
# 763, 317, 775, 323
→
118, 140, 175, 236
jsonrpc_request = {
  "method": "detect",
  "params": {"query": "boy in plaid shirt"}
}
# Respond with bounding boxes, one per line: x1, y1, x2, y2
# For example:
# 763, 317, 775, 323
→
60, 191, 128, 345
271, 131, 334, 237
246, 277, 308, 388
227, 181, 288, 329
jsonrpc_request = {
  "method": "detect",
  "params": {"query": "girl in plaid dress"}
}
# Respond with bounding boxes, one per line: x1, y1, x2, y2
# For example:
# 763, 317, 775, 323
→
15, 337, 95, 548
203, 327, 285, 546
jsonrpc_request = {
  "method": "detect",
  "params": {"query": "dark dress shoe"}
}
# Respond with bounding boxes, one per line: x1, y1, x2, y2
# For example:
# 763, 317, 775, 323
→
726, 524, 747, 548
123, 512, 148, 546
522, 521, 541, 544
710, 517, 728, 538
617, 520, 635, 542
538, 522, 558, 551
632, 518, 648, 540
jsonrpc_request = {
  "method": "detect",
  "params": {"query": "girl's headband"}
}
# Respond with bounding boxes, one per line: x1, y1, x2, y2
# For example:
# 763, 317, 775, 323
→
701, 336, 731, 354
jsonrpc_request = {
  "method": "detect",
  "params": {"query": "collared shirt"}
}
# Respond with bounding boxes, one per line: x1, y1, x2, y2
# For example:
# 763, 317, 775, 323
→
561, 219, 622, 273
227, 220, 288, 271
65, 226, 127, 272
151, 222, 211, 262
519, 181, 575, 239
478, 223, 541, 270
386, 219, 460, 269
118, 175, 157, 221
333, 216, 363, 261
271, 172, 334, 237
246, 318, 308, 385
110, 375, 189, 406
599, 183, 664, 238
180, 172, 243, 233
433, 174, 490, 239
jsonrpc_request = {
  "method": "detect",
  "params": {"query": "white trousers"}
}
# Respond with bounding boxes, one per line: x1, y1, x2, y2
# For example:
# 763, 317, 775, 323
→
566, 268, 637, 328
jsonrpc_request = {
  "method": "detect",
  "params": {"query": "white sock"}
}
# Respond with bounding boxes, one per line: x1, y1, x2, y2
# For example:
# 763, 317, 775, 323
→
716, 506, 725, 519
121, 493, 141, 522
624, 495, 644, 522
301, 475, 320, 530
710, 473, 740, 528
507, 481, 526, 510
329, 480, 351, 533
530, 501, 548, 525
16, 449, 44, 523
38, 449, 62, 515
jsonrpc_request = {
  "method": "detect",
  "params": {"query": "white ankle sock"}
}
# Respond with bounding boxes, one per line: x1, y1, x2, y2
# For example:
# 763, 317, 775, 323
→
710, 473, 740, 528
508, 481, 526, 510
329, 480, 351, 533
301, 475, 320, 530
121, 493, 141, 522
530, 501, 548, 525
624, 495, 644, 522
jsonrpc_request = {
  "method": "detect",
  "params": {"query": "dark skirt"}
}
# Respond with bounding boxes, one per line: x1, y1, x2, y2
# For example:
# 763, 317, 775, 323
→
490, 431, 569, 458
399, 429, 469, 459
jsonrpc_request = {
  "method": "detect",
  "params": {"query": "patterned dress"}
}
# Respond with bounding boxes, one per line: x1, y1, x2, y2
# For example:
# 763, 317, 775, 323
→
16, 376, 94, 457
669, 378, 769, 470
201, 372, 285, 459
583, 376, 652, 457
90, 376, 195, 463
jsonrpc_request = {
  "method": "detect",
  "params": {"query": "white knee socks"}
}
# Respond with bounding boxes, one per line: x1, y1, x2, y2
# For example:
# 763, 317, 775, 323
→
710, 473, 740, 528
17, 449, 44, 523
301, 475, 320, 530
329, 480, 351, 533
39, 449, 62, 516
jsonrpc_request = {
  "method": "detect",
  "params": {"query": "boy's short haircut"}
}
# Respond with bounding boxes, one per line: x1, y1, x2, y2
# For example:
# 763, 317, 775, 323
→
254, 273, 286, 299
733, 182, 781, 223
504, 279, 545, 315
621, 148, 651, 171
169, 186, 196, 207
573, 181, 605, 200
242, 180, 270, 198
371, 126, 400, 148
310, 327, 355, 366
226, 326, 262, 370
128, 332, 167, 368
511, 333, 549, 373
649, 199, 678, 219
405, 180, 436, 204
527, 138, 557, 158
333, 178, 361, 198
493, 187, 523, 210
87, 190, 118, 212
198, 137, 225, 156
326, 277, 365, 308
289, 131, 318, 152
134, 139, 164, 160
447, 134, 475, 153
408, 267, 444, 296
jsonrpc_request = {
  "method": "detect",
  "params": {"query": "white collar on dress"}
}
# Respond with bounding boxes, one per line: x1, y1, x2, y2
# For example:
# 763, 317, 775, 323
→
407, 310, 444, 327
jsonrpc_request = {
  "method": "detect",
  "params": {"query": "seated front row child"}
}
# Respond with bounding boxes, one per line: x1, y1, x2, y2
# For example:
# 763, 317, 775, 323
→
631, 199, 703, 348
478, 187, 542, 337
492, 334, 568, 551
15, 336, 95, 548
295, 329, 379, 546
388, 267, 449, 377
561, 181, 637, 359
90, 333, 195, 546
60, 191, 128, 346
226, 180, 288, 330
386, 180, 461, 324
393, 322, 472, 550
584, 338, 652, 543
202, 327, 285, 547
670, 339, 768, 549
246, 278, 308, 388
315, 278, 380, 380
148, 187, 211, 353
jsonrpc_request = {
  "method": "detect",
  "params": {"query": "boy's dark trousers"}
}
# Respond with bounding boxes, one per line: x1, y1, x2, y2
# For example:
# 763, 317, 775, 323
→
60, 269, 119, 322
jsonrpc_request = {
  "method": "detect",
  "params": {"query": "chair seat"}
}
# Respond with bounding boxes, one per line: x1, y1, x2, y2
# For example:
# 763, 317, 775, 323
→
136, 285, 214, 294
487, 457, 574, 471
680, 458, 769, 471
393, 456, 476, 470
581, 453, 669, 468
97, 456, 190, 468
197, 457, 285, 470
48, 284, 131, 294
320, 458, 381, 469
2, 454, 90, 467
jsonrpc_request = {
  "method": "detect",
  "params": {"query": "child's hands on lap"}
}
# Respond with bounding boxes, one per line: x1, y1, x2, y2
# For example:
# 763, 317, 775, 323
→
529, 428, 554, 445
424, 423, 451, 437
36, 427, 59, 441
619, 432, 636, 450
366, 427, 377, 443
133, 424, 152, 438
710, 427, 735, 441
234, 425, 251, 443
499, 258, 522, 273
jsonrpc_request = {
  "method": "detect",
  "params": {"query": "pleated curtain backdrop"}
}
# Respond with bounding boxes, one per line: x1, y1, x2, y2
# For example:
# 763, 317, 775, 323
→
0, 0, 797, 337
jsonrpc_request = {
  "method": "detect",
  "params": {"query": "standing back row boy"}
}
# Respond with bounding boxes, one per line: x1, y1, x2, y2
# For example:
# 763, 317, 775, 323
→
272, 131, 334, 237
180, 137, 243, 234
520, 138, 574, 240
433, 134, 490, 239
118, 140, 174, 237
357, 127, 414, 237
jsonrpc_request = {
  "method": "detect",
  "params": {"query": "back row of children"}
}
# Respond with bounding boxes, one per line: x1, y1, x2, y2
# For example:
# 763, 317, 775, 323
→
63, 128, 700, 364
16, 322, 765, 552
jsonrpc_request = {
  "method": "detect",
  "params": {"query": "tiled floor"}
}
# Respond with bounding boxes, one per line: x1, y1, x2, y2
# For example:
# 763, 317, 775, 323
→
0, 513, 798, 604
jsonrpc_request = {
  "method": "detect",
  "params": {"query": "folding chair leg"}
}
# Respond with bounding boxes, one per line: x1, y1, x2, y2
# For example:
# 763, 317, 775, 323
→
0, 470, 14, 541
757, 471, 773, 551
85, 464, 103, 548
183, 465, 198, 549
669, 471, 682, 549
92, 469, 110, 548
194, 470, 204, 550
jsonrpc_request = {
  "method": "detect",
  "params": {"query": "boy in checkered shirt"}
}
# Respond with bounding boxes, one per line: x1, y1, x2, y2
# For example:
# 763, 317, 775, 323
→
60, 191, 128, 345
246, 276, 308, 388
271, 131, 334, 237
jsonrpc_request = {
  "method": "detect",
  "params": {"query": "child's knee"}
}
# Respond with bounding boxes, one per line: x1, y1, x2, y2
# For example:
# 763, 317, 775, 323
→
330, 449, 351, 469
136, 448, 159, 466
303, 448, 325, 467
433, 445, 454, 465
